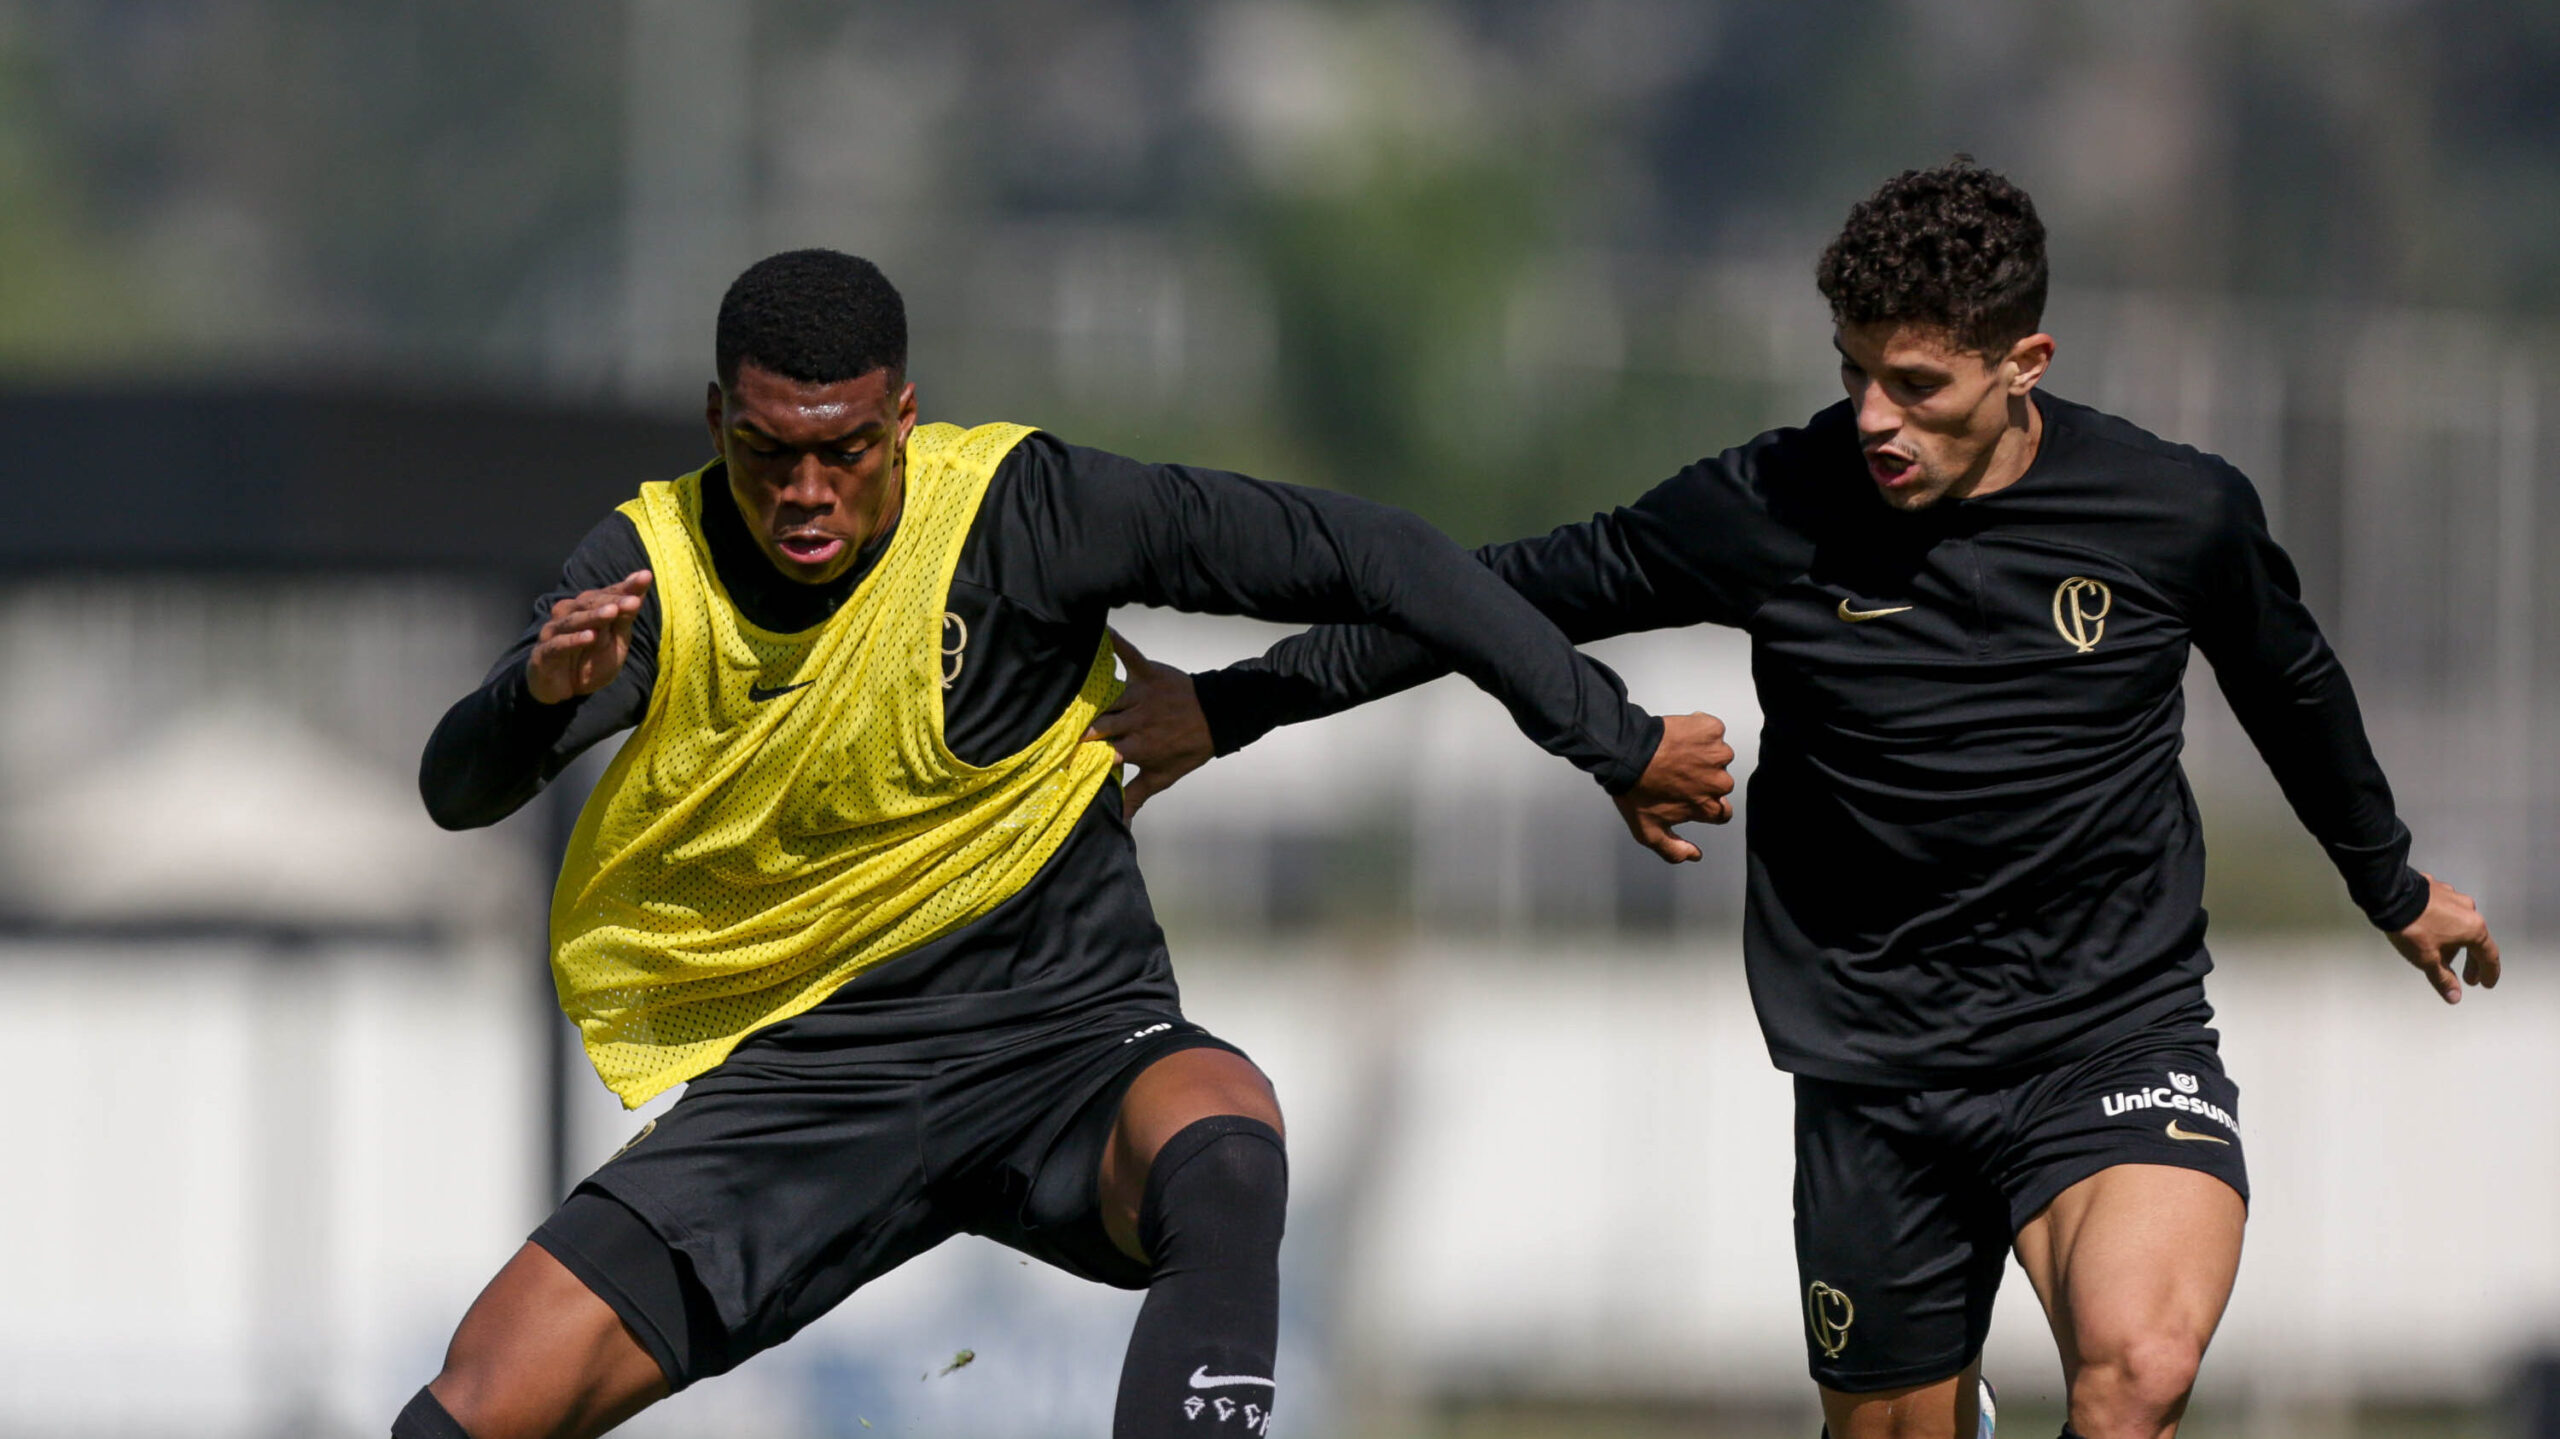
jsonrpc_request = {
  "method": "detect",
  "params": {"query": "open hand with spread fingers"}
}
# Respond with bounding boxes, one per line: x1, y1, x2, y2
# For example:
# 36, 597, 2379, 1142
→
526, 570, 654, 704
1613, 711, 1737, 863
2387, 872, 2501, 1004
1083, 629, 1215, 819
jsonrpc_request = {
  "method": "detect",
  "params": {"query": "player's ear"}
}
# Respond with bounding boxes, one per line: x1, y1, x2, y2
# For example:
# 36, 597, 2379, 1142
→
704, 380, 727, 451
896, 378, 919, 439
2004, 333, 2056, 394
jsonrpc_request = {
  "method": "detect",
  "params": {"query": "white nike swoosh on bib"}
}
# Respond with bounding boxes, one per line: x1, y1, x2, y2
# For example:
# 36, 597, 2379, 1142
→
1188, 1365, 1276, 1389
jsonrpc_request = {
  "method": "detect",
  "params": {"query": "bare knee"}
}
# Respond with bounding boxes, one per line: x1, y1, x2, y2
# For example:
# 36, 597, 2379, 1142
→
2070, 1331, 2204, 1439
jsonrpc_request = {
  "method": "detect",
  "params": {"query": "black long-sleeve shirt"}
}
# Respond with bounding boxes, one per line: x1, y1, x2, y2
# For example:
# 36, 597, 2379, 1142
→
1195, 395, 2430, 1086
423, 433, 1660, 1049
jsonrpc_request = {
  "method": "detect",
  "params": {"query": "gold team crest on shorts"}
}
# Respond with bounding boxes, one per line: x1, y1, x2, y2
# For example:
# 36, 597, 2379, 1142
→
1807, 1280, 1856, 1358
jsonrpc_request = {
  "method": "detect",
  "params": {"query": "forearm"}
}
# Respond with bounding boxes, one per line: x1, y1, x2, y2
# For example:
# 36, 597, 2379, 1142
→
1183, 444, 1802, 761
2197, 471, 2426, 928
1188, 519, 1655, 754
419, 645, 659, 829
1193, 625, 1445, 755
419, 663, 580, 829
1214, 497, 1660, 790
420, 513, 659, 830
2217, 652, 2428, 929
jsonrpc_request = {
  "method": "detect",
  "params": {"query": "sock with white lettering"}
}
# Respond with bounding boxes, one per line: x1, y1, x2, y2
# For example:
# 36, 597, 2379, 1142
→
1113, 1117, 1286, 1438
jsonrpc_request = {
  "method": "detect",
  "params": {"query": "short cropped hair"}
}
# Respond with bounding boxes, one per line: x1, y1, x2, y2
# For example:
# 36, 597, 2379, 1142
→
1816, 161, 2047, 354
715, 249, 908, 388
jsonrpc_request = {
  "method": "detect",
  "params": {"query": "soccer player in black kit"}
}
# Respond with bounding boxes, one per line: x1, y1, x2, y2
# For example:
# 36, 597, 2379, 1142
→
398, 251, 1732, 1439
1100, 163, 2502, 1439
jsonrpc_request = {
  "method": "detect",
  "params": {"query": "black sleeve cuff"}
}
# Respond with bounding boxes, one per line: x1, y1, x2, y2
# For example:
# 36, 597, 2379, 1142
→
1597, 712, 1665, 797
1190, 666, 1289, 757
2365, 865, 2432, 933
417, 661, 583, 830
489, 661, 588, 732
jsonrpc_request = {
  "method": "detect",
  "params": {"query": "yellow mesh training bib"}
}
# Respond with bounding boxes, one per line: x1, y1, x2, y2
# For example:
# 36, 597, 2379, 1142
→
552, 422, 1125, 1106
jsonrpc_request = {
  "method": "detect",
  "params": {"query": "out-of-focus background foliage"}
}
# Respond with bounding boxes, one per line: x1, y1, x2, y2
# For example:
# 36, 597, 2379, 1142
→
2, 3, 2555, 1437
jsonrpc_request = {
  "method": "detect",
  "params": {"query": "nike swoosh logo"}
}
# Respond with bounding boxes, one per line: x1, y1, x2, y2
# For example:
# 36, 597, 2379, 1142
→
747, 680, 814, 702
1188, 1366, 1276, 1390
2164, 1119, 2230, 1145
1837, 600, 1914, 622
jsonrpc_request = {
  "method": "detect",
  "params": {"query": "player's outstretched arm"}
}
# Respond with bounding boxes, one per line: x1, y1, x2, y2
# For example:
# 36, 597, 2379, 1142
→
526, 570, 654, 703
1091, 629, 1736, 861
1174, 430, 1813, 761
1065, 433, 1810, 850
2386, 872, 2501, 1004
1034, 440, 1746, 854
1048, 450, 1655, 781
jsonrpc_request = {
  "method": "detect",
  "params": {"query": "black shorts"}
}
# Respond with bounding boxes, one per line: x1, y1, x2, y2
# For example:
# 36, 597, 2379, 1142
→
529, 1005, 1241, 1389
1792, 1013, 2248, 1391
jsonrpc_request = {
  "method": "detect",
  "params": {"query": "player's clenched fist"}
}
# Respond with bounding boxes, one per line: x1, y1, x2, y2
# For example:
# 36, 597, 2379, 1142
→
1614, 711, 1737, 864
527, 570, 653, 704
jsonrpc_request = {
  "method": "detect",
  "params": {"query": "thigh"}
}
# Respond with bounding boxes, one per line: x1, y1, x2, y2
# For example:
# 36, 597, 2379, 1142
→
963, 1021, 1266, 1283
2012, 1164, 2244, 1384
1099, 1044, 1283, 1256
1999, 1024, 2249, 1382
1794, 1078, 2011, 1398
430, 1241, 670, 1439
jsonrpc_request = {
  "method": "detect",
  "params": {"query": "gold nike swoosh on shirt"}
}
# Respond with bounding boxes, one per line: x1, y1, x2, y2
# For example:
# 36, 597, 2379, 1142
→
1836, 600, 1914, 622
2164, 1119, 2230, 1145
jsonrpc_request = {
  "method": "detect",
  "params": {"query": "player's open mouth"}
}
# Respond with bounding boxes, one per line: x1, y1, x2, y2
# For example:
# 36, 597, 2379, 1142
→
1865, 449, 1918, 487
776, 533, 845, 565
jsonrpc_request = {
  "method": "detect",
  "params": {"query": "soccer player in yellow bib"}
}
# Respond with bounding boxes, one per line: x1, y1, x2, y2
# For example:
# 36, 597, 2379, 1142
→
399, 250, 1736, 1439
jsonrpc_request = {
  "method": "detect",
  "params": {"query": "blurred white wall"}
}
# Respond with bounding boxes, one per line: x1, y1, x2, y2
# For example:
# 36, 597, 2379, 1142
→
0, 942, 538, 1437
1194, 941, 2560, 1412
2, 937, 2548, 1438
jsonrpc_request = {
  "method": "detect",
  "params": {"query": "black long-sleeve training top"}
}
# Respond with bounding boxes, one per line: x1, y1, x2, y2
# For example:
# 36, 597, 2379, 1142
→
423, 432, 1660, 1050
1195, 395, 2430, 1086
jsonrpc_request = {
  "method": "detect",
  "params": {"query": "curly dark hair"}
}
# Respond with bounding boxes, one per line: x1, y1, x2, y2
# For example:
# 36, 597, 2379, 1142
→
1816, 161, 2047, 354
715, 249, 908, 388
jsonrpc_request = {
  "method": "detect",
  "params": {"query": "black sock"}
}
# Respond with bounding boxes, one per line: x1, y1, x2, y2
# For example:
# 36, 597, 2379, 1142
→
392, 1386, 472, 1439
1112, 1116, 1286, 1438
